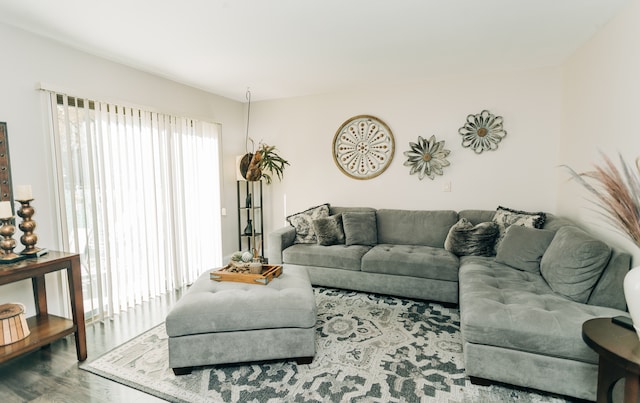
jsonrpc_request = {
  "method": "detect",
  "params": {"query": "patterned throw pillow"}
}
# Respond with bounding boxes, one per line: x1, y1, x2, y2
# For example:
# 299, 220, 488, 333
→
444, 218, 499, 257
286, 204, 330, 244
492, 206, 546, 253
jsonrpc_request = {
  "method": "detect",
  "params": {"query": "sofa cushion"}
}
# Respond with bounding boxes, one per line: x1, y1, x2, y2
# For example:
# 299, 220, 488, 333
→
283, 243, 371, 271
361, 244, 459, 281
459, 257, 624, 364
495, 225, 556, 273
492, 206, 546, 252
312, 214, 345, 246
286, 203, 330, 244
458, 209, 495, 225
342, 211, 378, 246
444, 218, 498, 257
376, 209, 458, 247
587, 250, 631, 310
540, 226, 612, 303
329, 206, 376, 215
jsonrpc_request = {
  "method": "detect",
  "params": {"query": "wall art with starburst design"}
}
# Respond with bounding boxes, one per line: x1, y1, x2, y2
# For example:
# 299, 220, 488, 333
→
403, 135, 451, 180
458, 110, 507, 154
333, 115, 395, 180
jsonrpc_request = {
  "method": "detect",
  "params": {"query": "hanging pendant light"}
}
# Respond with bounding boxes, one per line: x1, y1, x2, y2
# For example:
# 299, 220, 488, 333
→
239, 88, 259, 180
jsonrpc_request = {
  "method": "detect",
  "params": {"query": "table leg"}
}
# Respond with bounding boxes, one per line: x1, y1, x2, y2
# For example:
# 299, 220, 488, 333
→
598, 356, 633, 403
31, 275, 47, 316
67, 256, 87, 361
623, 374, 639, 403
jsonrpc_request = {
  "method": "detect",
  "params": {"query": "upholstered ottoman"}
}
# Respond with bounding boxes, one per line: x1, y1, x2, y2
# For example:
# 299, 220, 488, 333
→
165, 265, 317, 375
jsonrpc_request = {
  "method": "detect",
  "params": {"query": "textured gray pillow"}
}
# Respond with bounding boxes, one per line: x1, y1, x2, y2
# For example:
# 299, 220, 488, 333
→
492, 206, 546, 253
444, 218, 498, 257
286, 204, 330, 244
540, 226, 612, 303
495, 225, 556, 273
312, 214, 345, 246
342, 211, 377, 246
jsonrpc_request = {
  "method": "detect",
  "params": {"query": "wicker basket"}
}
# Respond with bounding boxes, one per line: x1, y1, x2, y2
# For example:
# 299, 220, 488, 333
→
0, 303, 30, 346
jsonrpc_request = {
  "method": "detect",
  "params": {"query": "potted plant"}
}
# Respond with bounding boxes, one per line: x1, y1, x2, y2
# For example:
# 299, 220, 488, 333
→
240, 143, 289, 184
566, 153, 640, 338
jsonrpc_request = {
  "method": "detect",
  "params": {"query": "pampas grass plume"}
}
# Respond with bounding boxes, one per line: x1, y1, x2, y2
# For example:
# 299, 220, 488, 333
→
564, 153, 640, 248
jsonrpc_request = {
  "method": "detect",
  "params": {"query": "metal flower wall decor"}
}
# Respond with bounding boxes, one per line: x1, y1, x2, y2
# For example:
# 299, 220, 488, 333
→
403, 135, 450, 180
458, 109, 507, 154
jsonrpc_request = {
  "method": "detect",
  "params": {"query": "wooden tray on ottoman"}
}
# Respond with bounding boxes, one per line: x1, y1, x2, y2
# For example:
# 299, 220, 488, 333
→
210, 264, 283, 285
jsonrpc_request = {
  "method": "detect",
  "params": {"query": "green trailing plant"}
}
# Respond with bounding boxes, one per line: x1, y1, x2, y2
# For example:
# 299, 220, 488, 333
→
565, 153, 640, 247
256, 143, 289, 184
240, 142, 290, 184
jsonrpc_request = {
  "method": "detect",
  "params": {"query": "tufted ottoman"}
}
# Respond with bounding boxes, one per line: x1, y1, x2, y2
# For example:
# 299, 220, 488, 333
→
165, 265, 317, 375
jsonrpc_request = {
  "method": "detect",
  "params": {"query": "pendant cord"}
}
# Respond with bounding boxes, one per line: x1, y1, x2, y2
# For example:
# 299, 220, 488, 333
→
245, 88, 253, 154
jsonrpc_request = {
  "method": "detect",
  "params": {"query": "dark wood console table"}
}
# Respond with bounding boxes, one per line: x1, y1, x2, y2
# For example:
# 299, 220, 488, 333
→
0, 251, 86, 363
582, 317, 640, 403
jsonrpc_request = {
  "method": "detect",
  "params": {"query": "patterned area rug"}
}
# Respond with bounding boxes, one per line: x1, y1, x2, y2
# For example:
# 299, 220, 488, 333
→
82, 287, 571, 403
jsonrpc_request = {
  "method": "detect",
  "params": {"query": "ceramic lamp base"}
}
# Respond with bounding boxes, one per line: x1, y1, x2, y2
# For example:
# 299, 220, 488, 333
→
623, 266, 640, 339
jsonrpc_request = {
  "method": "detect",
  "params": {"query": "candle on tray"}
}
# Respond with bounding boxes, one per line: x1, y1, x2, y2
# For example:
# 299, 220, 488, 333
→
0, 201, 12, 219
15, 185, 32, 201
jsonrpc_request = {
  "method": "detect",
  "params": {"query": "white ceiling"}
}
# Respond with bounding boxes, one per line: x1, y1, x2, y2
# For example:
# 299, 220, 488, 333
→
0, 0, 631, 102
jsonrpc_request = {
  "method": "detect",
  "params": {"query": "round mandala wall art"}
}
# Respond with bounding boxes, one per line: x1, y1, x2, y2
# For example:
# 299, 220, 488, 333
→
403, 135, 450, 180
333, 115, 395, 180
458, 109, 507, 154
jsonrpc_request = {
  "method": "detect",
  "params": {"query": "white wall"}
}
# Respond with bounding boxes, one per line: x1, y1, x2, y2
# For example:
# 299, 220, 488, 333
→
250, 68, 563, 255
560, 0, 640, 262
0, 22, 244, 315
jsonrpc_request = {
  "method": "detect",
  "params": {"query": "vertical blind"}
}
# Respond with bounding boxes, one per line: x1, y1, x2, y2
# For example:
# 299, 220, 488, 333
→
47, 92, 223, 321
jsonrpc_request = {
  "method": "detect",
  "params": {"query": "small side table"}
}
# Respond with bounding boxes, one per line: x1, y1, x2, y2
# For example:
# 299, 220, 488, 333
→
0, 251, 86, 363
582, 317, 640, 403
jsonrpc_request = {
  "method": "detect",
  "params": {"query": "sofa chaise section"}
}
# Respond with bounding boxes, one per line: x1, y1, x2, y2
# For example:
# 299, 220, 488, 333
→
458, 216, 632, 401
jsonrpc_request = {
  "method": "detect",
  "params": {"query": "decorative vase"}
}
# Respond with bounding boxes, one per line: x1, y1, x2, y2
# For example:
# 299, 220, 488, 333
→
249, 259, 262, 274
245, 193, 252, 208
243, 219, 253, 235
623, 266, 640, 339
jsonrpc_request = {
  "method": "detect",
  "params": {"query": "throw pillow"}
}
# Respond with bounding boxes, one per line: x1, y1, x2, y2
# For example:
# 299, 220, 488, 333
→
312, 214, 345, 246
286, 203, 330, 244
492, 205, 546, 253
540, 226, 612, 303
342, 211, 377, 246
495, 225, 556, 273
444, 218, 499, 257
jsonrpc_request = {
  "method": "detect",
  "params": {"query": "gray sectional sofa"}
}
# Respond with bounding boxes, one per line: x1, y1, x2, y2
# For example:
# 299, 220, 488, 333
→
268, 205, 632, 401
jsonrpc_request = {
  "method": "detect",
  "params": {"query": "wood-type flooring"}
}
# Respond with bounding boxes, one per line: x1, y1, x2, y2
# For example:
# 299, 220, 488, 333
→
0, 289, 184, 403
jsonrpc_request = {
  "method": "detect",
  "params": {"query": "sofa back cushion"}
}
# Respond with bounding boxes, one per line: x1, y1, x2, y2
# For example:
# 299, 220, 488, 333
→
586, 250, 631, 310
376, 209, 458, 247
540, 226, 612, 303
542, 215, 631, 310
329, 206, 376, 215
541, 213, 576, 232
458, 209, 495, 225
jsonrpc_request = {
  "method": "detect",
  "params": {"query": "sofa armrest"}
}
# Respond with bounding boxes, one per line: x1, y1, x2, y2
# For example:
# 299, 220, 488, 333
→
268, 226, 296, 264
